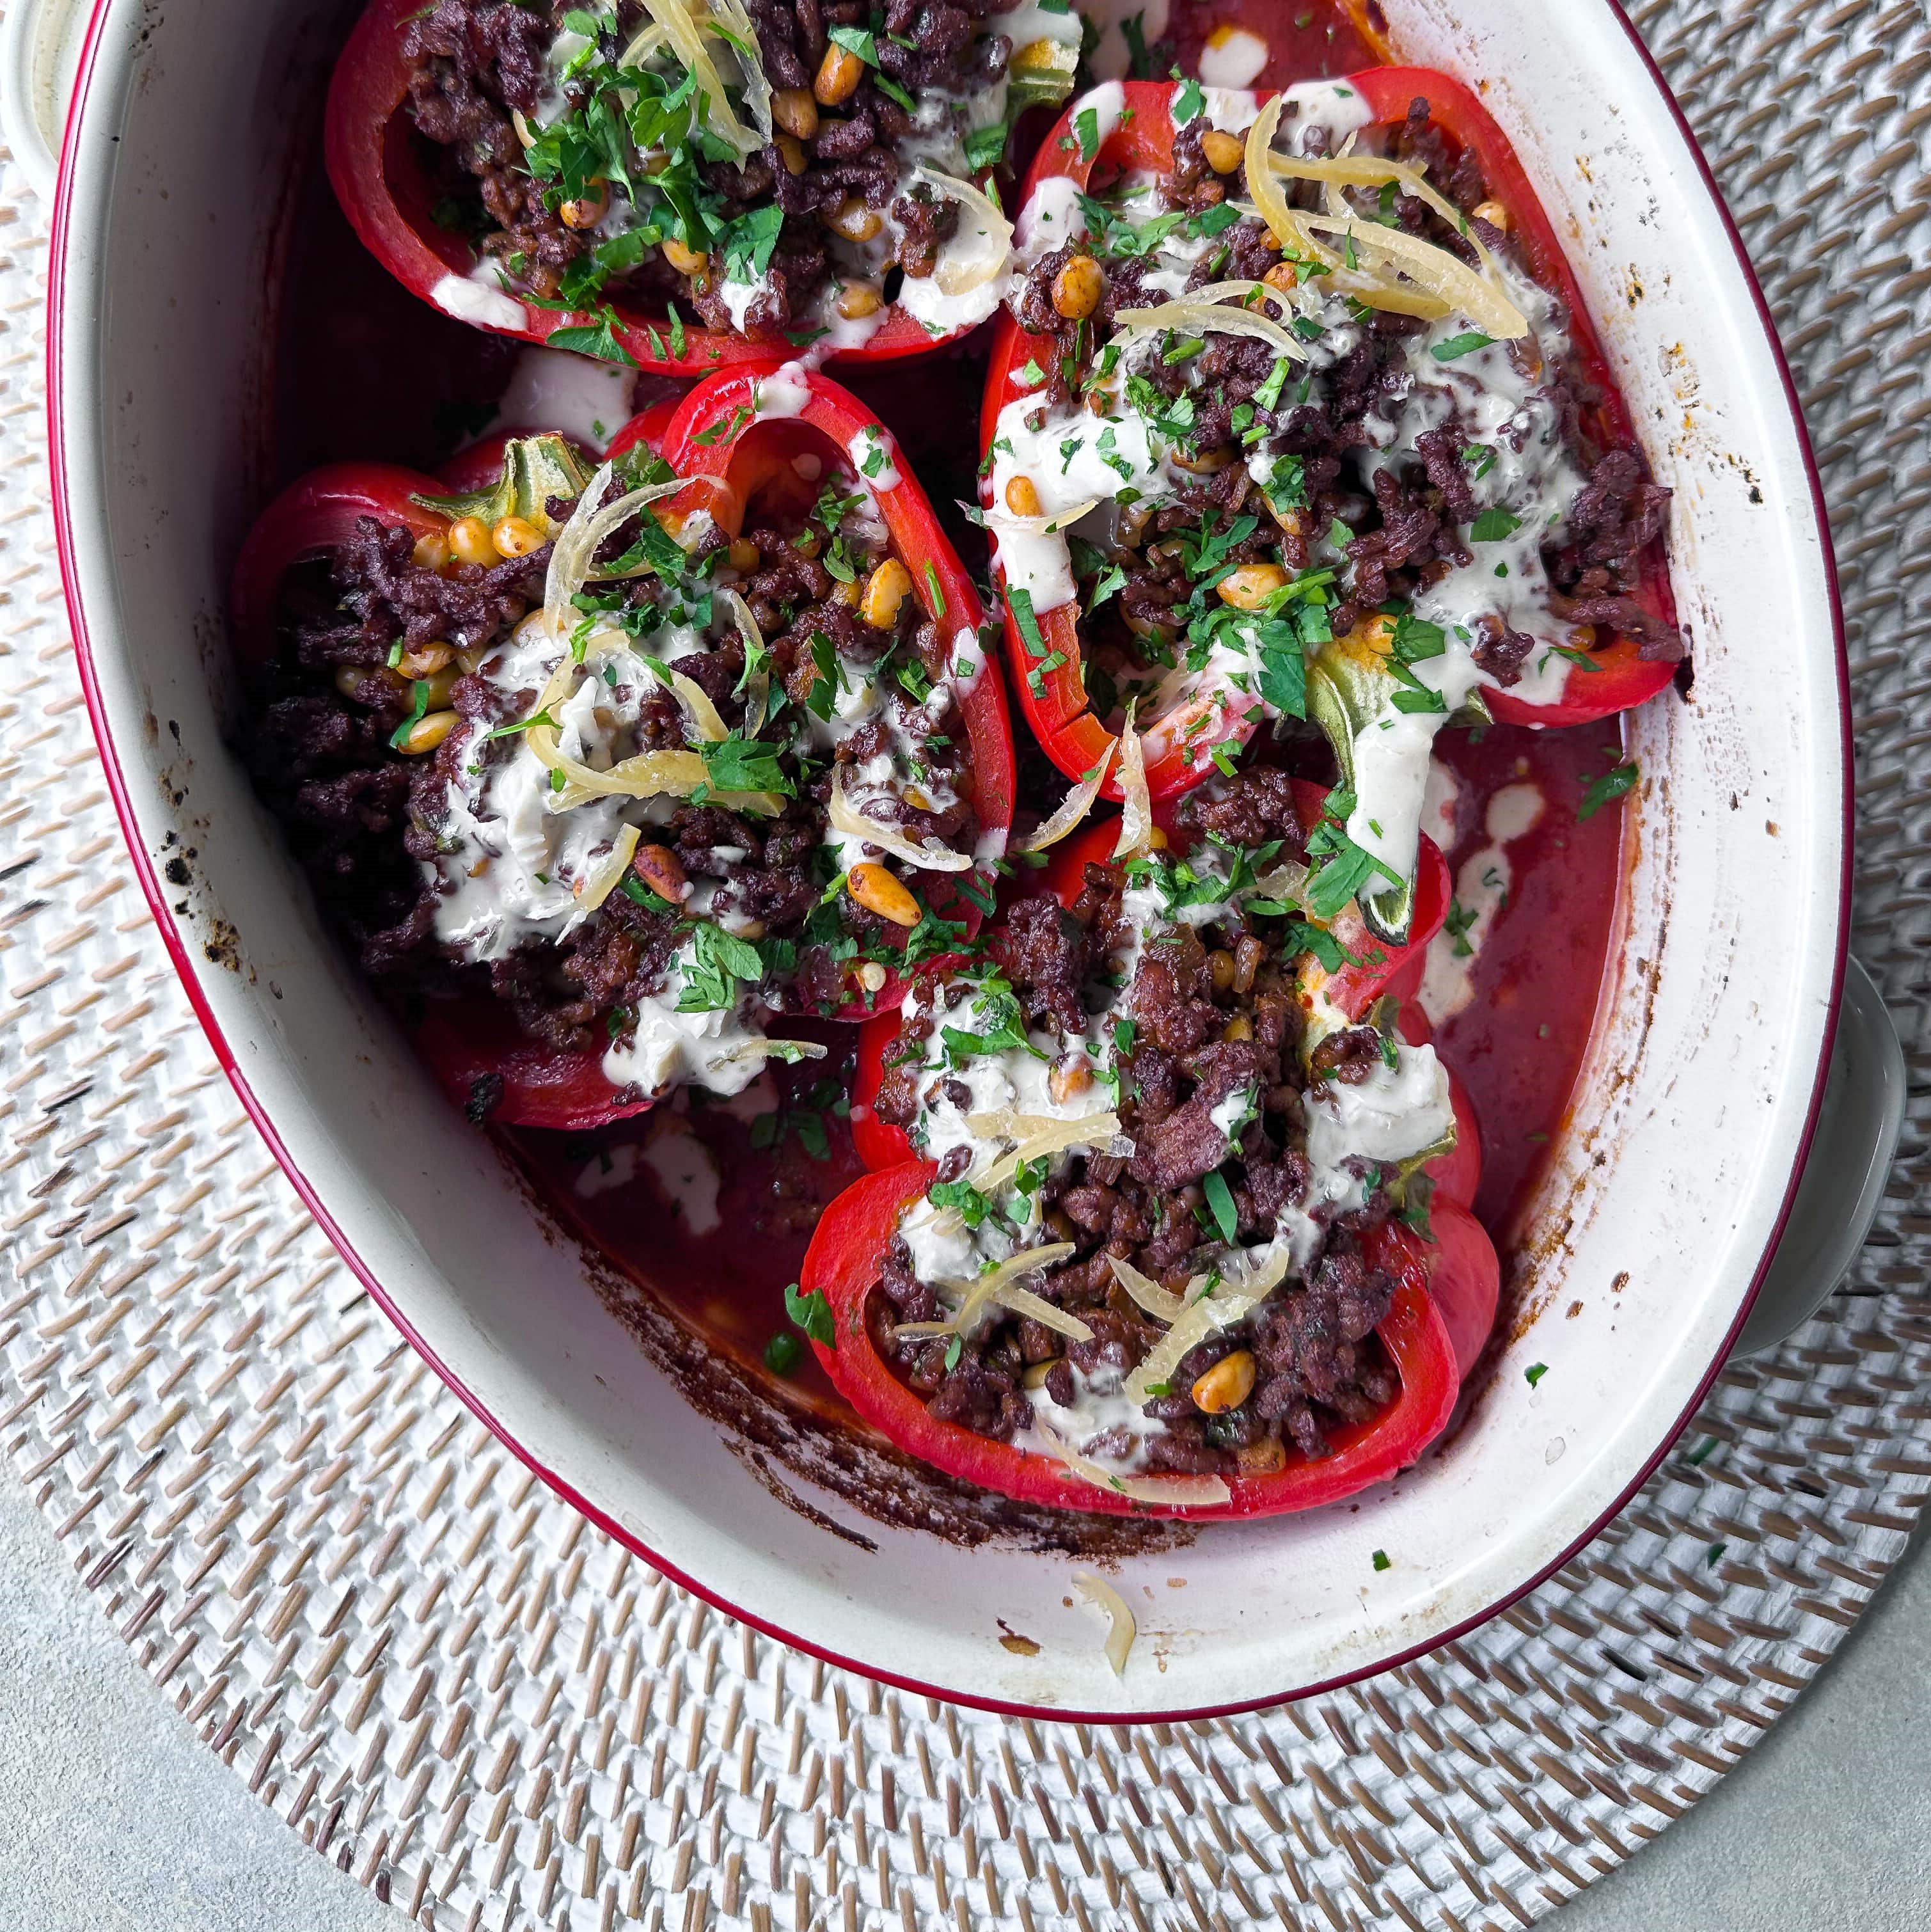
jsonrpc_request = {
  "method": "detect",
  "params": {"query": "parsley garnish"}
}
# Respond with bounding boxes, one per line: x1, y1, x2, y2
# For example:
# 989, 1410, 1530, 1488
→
784, 1282, 835, 1347
1577, 759, 1639, 820
1432, 331, 1494, 362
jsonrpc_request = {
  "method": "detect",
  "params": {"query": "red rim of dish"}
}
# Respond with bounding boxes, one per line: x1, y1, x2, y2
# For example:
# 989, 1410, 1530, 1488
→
46, 0, 1854, 1724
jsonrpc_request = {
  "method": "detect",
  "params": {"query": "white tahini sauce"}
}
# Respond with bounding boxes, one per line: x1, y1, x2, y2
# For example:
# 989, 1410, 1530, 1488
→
1420, 780, 1547, 1025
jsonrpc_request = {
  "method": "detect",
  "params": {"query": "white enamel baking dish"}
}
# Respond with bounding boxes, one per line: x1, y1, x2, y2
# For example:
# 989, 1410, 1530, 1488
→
35, 0, 1861, 1718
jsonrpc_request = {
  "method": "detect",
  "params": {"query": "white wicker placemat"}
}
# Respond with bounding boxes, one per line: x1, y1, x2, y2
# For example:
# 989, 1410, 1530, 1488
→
3, 2, 1928, 1927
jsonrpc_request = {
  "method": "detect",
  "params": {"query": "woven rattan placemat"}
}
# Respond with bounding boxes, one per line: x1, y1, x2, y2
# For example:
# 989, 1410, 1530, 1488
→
4, 2, 1928, 1926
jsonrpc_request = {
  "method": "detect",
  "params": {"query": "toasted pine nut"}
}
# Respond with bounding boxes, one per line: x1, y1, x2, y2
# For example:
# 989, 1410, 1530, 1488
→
492, 515, 543, 559
855, 960, 889, 994
1172, 442, 1234, 475
814, 44, 864, 106
833, 576, 862, 609
1262, 261, 1301, 295
398, 708, 460, 755
1200, 129, 1244, 175
1570, 624, 1597, 649
631, 843, 689, 903
1237, 1437, 1287, 1475
1206, 947, 1236, 993
333, 663, 395, 701
1145, 825, 1169, 850
1020, 1359, 1057, 1390
1192, 1349, 1256, 1414
903, 787, 931, 811
661, 237, 708, 277
1221, 1013, 1254, 1043
828, 196, 883, 242
727, 537, 761, 574
453, 644, 492, 676
1472, 198, 1511, 233
1048, 1057, 1093, 1105
773, 131, 807, 177
411, 530, 450, 571
396, 642, 452, 679
1217, 563, 1289, 609
448, 516, 496, 567
1051, 254, 1104, 321
772, 86, 820, 139
558, 182, 608, 228
860, 557, 913, 630
1004, 475, 1042, 516
836, 281, 883, 320
846, 861, 920, 928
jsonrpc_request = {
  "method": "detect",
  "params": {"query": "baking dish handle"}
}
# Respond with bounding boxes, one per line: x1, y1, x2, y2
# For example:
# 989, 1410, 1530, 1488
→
1731, 957, 1907, 1357
1, 0, 92, 203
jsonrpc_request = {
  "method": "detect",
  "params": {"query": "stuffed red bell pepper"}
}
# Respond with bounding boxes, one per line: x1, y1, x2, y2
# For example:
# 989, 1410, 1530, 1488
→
977, 70, 1679, 940
326, 0, 1080, 376
792, 759, 1498, 1514
232, 369, 1012, 1129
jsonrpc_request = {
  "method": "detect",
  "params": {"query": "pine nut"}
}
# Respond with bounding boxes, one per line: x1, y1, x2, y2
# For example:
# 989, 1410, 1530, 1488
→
1004, 475, 1042, 516
492, 516, 543, 559
398, 708, 460, 755
1221, 1013, 1254, 1043
448, 516, 496, 567
1191, 1349, 1256, 1414
1472, 198, 1511, 233
727, 537, 761, 574
1200, 130, 1244, 175
395, 642, 452, 678
1237, 1437, 1286, 1475
846, 862, 920, 928
558, 182, 608, 229
1207, 948, 1236, 993
855, 960, 890, 994
836, 281, 883, 320
814, 44, 864, 106
1051, 255, 1104, 321
772, 87, 820, 139
828, 197, 883, 243
661, 237, 708, 277
1048, 1057, 1093, 1105
411, 530, 450, 571
1217, 563, 1289, 609
773, 131, 807, 177
1262, 262, 1301, 295
630, 843, 689, 903
860, 557, 913, 630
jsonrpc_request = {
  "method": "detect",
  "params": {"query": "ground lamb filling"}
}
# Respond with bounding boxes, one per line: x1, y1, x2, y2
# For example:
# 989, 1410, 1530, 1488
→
402, 0, 1076, 344
251, 438, 983, 1101
869, 765, 1454, 1484
987, 77, 1680, 918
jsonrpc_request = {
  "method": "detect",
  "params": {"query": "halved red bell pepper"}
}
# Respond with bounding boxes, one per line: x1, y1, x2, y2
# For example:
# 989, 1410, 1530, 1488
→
650, 363, 1016, 1010
326, 0, 997, 377
799, 1159, 1472, 1516
846, 777, 1453, 1167
232, 424, 672, 1132
980, 75, 1678, 798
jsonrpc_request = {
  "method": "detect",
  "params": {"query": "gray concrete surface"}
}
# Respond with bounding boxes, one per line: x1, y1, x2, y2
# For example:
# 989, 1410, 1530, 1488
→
0, 1473, 1925, 1929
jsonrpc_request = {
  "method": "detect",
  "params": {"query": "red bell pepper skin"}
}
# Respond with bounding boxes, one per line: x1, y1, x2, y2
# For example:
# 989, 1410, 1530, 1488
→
231, 437, 663, 1132
980, 75, 1676, 797
1418, 1194, 1500, 1379
845, 778, 1453, 1169
326, 0, 987, 377
650, 365, 1017, 1016
800, 1160, 1467, 1517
